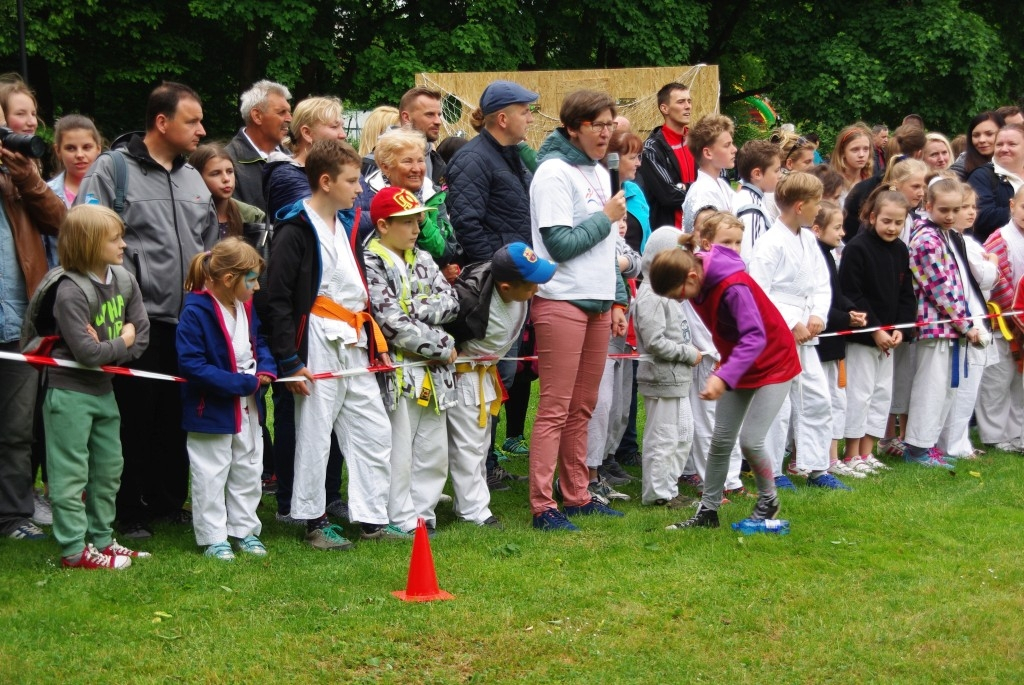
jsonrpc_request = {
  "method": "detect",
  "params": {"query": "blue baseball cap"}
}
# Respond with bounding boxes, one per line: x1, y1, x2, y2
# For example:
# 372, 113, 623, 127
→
479, 81, 539, 115
491, 242, 556, 284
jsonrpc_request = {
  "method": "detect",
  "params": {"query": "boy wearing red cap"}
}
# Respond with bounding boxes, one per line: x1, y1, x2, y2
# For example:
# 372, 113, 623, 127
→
267, 140, 404, 551
365, 187, 460, 535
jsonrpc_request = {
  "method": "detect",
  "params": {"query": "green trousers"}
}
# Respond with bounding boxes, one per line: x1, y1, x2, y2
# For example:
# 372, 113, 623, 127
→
43, 387, 123, 559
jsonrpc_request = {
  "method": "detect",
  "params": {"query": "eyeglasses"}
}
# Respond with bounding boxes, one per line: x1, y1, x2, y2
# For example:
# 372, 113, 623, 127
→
582, 121, 618, 133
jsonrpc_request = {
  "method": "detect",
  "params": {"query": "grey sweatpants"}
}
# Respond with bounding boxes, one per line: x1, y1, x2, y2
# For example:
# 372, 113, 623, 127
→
702, 380, 791, 512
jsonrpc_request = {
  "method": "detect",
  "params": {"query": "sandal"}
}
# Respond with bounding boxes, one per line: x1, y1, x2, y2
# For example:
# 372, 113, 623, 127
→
204, 541, 235, 561
235, 534, 268, 556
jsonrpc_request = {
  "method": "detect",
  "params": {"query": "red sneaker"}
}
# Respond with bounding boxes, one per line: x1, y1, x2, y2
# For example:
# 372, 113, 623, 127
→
100, 539, 151, 558
63, 544, 131, 570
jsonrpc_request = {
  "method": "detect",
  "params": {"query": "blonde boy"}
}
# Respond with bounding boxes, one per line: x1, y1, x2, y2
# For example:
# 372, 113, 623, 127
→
748, 172, 848, 490
365, 187, 460, 534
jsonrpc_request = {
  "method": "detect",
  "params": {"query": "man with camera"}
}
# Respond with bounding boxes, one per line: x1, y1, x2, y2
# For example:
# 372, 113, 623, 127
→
0, 117, 67, 541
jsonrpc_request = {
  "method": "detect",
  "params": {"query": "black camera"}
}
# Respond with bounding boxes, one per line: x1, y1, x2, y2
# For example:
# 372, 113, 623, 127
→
0, 126, 47, 158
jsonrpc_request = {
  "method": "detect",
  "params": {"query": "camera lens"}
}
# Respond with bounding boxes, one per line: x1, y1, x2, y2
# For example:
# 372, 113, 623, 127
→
0, 126, 47, 158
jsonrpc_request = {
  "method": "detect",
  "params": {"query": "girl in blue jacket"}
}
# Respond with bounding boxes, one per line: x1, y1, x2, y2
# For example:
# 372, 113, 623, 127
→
177, 238, 277, 560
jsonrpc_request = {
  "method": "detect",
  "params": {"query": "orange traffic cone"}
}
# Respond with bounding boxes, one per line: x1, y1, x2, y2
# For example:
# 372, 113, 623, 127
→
392, 518, 455, 602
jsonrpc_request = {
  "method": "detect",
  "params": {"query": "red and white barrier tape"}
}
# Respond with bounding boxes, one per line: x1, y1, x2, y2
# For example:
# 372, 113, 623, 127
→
0, 350, 186, 382
5, 309, 1019, 384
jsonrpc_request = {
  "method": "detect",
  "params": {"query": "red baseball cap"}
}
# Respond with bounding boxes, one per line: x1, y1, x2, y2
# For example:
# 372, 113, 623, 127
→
370, 187, 437, 224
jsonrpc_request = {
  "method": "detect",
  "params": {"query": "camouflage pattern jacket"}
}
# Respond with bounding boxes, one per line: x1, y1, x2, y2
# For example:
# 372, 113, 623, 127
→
364, 238, 459, 411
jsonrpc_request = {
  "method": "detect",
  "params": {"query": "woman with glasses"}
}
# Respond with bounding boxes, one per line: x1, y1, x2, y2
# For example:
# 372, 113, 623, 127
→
527, 90, 629, 531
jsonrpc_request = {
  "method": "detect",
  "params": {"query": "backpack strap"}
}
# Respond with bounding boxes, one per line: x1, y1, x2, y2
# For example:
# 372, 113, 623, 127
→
97, 150, 130, 217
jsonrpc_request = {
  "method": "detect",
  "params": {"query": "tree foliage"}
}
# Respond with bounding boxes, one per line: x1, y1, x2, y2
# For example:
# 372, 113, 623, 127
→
0, 0, 1020, 145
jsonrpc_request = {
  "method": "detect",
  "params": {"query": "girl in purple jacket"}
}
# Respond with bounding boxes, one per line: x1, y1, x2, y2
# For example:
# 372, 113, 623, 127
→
177, 238, 277, 560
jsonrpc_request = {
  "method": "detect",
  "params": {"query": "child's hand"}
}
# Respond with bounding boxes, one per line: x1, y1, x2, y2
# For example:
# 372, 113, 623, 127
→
693, 350, 703, 366
258, 374, 272, 386
792, 321, 812, 344
377, 352, 393, 368
441, 263, 461, 284
985, 252, 999, 266
120, 323, 136, 347
286, 368, 316, 396
806, 315, 825, 337
85, 324, 100, 343
966, 327, 982, 345
871, 329, 894, 351
603, 191, 627, 223
891, 330, 903, 346
699, 374, 726, 401
849, 311, 867, 328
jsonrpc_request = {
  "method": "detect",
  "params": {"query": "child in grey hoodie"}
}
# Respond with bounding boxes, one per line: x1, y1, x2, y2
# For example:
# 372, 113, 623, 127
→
631, 227, 702, 506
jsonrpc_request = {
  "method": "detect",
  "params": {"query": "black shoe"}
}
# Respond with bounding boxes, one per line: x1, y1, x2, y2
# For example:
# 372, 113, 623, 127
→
492, 464, 527, 482
165, 509, 193, 525
598, 462, 631, 486
749, 495, 781, 521
486, 469, 511, 492
618, 451, 642, 467
665, 504, 720, 529
120, 521, 153, 540
325, 499, 349, 520
479, 515, 503, 529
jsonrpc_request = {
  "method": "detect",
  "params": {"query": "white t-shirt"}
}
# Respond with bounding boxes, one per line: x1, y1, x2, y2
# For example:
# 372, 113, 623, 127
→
530, 158, 617, 301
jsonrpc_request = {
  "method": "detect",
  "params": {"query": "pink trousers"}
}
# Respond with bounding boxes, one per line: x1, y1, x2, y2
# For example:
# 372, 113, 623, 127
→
529, 297, 611, 514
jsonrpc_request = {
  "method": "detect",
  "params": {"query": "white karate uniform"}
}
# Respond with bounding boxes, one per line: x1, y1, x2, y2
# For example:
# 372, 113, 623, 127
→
188, 301, 263, 547
586, 335, 633, 469
821, 359, 847, 441
843, 343, 894, 439
292, 204, 391, 523
446, 290, 527, 524
939, 233, 998, 455
749, 220, 833, 472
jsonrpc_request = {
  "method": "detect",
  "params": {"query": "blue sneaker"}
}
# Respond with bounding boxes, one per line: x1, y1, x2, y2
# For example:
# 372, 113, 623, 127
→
564, 500, 626, 517
774, 475, 797, 491
807, 473, 853, 491
906, 454, 955, 469
532, 508, 580, 531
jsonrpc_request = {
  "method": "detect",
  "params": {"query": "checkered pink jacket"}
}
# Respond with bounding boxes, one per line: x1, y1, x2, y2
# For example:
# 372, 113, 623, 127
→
908, 218, 972, 340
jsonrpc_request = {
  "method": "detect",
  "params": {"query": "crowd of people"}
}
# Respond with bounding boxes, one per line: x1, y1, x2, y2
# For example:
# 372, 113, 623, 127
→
1, 73, 1021, 569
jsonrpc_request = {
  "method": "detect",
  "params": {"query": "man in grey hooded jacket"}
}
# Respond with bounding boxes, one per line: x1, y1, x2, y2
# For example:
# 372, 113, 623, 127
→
77, 81, 218, 539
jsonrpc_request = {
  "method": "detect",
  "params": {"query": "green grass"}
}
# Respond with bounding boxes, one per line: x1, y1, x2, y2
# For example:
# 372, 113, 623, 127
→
3, 394, 1024, 684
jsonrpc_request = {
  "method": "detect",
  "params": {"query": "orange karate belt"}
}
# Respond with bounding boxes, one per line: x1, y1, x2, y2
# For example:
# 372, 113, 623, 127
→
310, 296, 388, 354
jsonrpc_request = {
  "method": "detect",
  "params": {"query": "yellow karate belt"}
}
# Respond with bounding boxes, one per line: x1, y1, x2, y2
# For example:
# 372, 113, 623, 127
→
987, 301, 1014, 341
455, 362, 502, 427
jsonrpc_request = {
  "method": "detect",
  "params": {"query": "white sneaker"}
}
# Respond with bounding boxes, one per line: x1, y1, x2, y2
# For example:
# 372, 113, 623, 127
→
829, 460, 866, 479
844, 456, 876, 475
32, 491, 52, 526
862, 454, 891, 471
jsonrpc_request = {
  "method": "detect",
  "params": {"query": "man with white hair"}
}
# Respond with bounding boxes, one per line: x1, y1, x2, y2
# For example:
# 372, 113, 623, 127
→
225, 80, 292, 211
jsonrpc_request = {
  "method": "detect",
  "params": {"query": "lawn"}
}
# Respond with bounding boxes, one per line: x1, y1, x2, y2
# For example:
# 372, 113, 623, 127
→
2, 395, 1023, 684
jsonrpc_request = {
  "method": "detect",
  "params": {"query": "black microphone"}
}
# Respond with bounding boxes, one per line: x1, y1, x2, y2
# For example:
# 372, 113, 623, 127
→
606, 152, 620, 194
